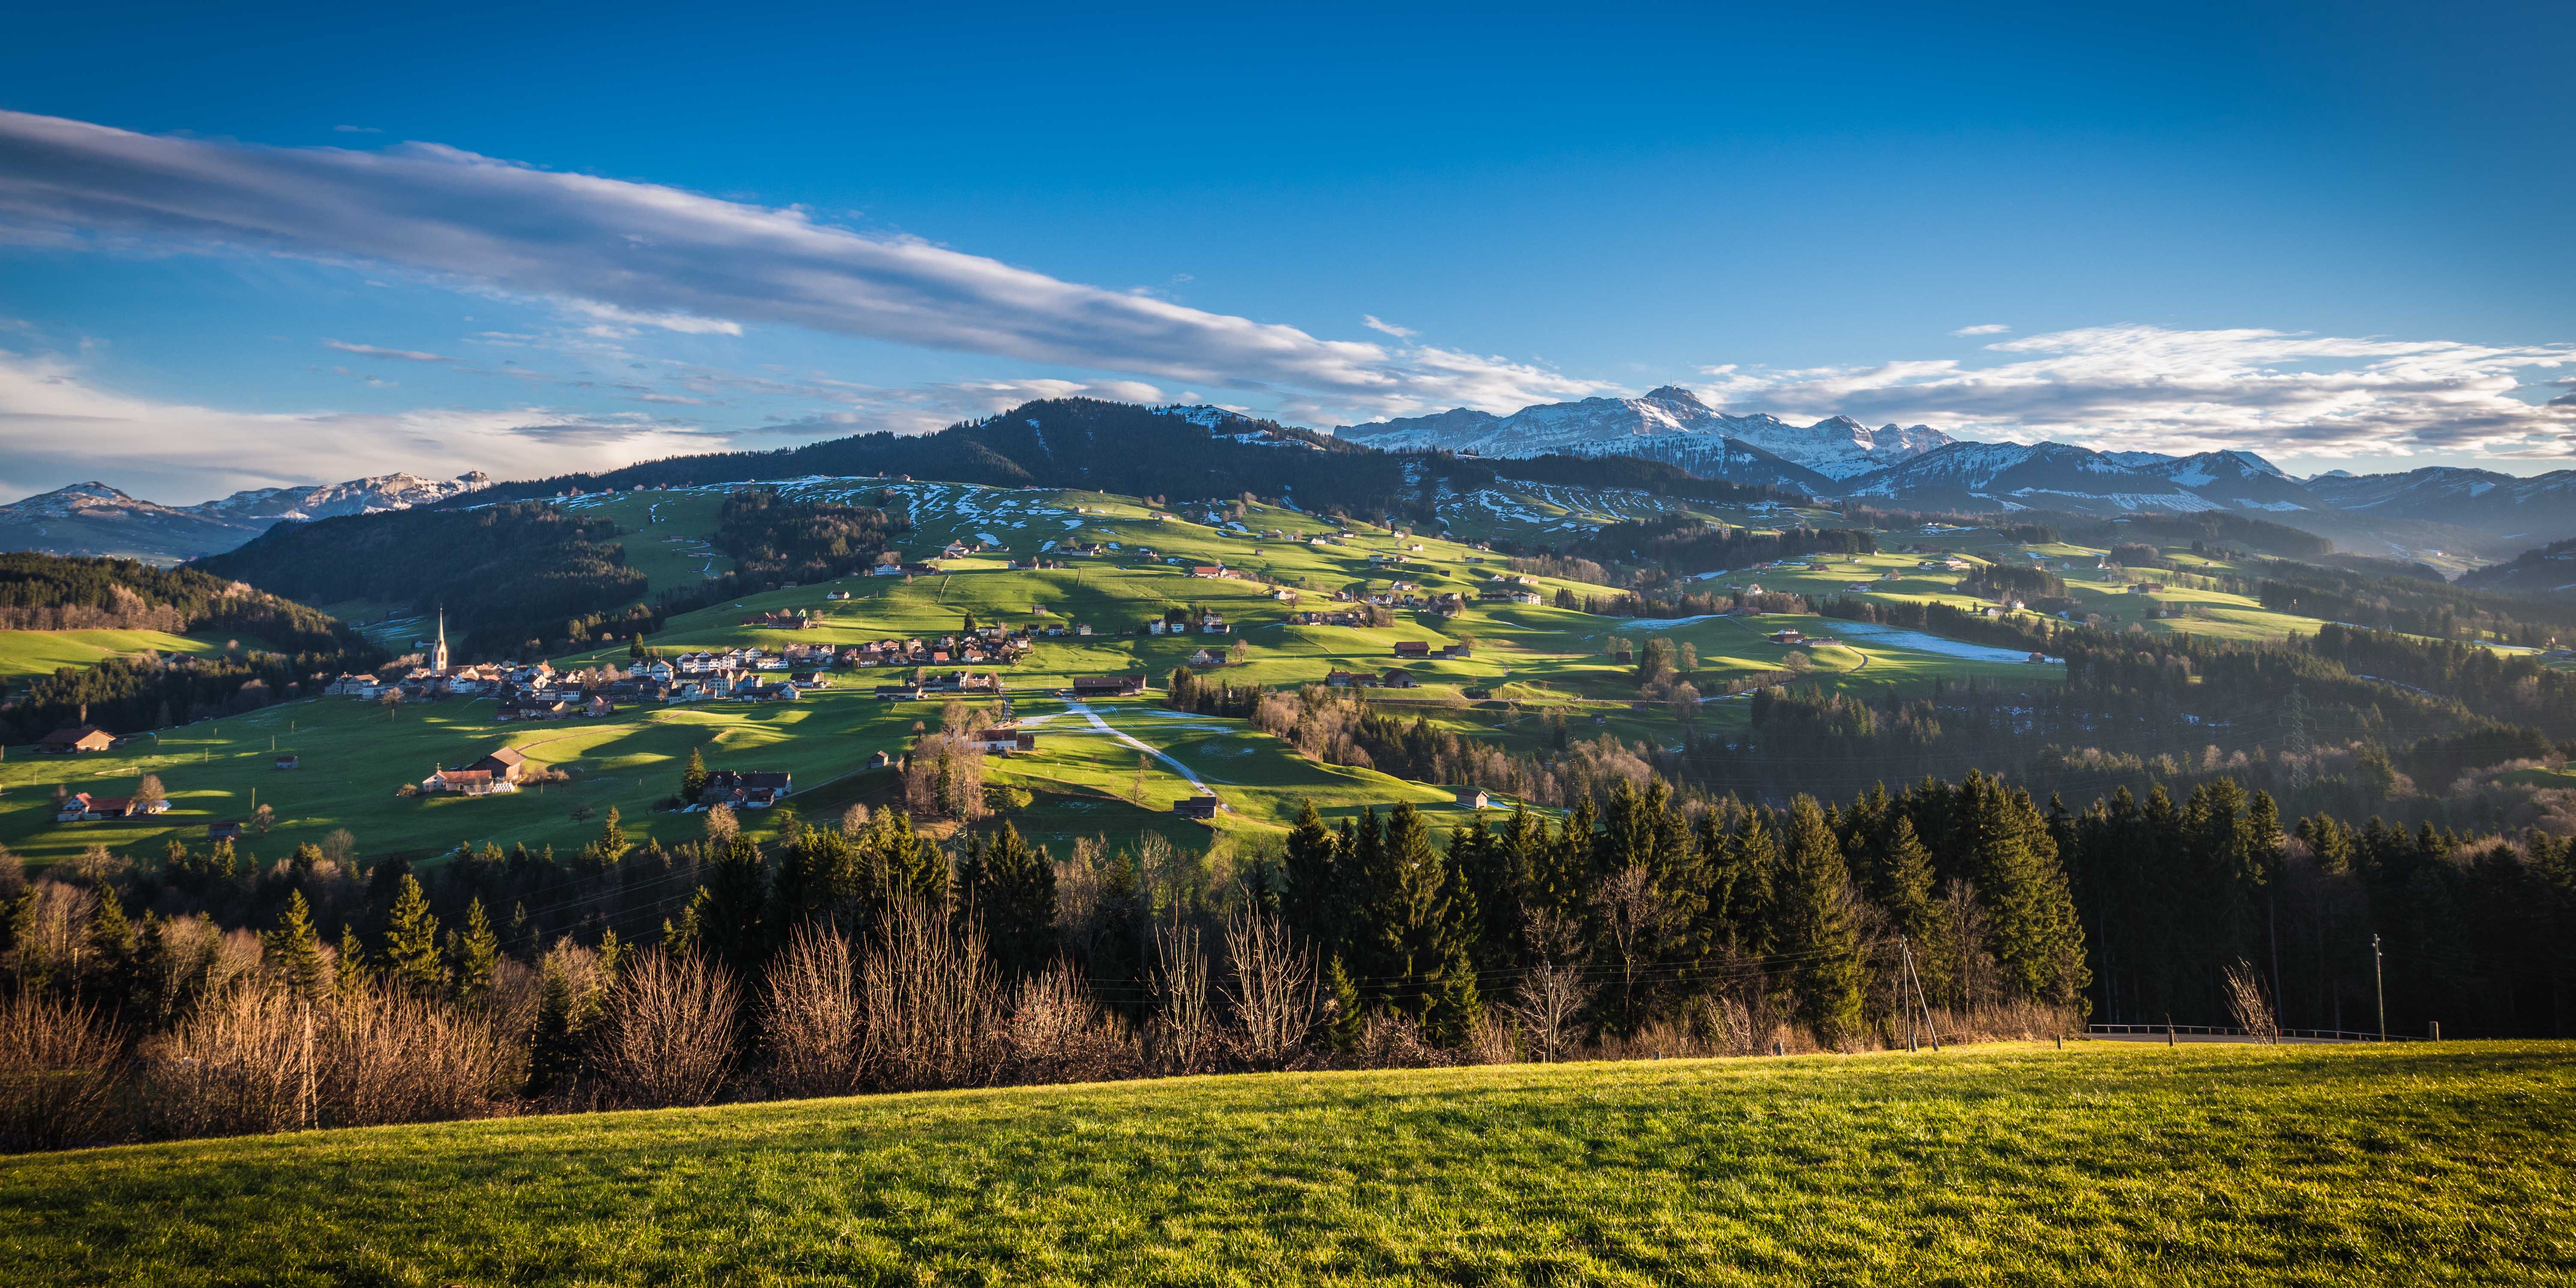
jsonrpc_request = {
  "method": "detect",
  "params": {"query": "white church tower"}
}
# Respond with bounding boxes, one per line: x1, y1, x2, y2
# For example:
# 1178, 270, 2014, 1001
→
431, 606, 450, 673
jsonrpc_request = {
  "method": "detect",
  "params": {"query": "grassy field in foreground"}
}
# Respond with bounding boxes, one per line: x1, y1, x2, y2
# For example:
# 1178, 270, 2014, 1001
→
6, 1042, 2573, 1286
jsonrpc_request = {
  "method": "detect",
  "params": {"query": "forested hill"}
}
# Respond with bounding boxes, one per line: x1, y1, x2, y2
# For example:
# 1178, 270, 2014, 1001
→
0, 552, 364, 657
458, 399, 1417, 515
194, 502, 653, 661
0, 552, 381, 744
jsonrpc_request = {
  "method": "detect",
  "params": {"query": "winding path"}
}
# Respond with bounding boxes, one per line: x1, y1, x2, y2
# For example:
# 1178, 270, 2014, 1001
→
1063, 701, 1219, 798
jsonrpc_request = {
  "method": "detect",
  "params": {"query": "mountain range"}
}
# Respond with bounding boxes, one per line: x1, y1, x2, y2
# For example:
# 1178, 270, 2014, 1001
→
1340, 388, 2576, 569
7, 385, 2573, 575
0, 472, 492, 563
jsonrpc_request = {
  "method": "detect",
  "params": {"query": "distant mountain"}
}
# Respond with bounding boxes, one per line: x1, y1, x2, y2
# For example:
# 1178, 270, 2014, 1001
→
1336, 386, 1951, 481
0, 483, 267, 562
1839, 441, 2218, 515
2304, 468, 2576, 546
0, 471, 496, 564
2129, 451, 2323, 513
191, 471, 493, 524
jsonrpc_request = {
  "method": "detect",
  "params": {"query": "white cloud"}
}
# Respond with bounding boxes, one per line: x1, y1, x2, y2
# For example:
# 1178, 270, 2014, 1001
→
0, 348, 724, 503
0, 110, 1590, 420
321, 338, 450, 362
1952, 323, 2011, 336
1694, 324, 2576, 461
1363, 315, 1417, 339
331, 125, 383, 134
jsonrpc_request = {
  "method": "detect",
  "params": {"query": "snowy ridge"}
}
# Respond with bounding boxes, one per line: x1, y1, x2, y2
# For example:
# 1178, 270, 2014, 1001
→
1336, 385, 1950, 480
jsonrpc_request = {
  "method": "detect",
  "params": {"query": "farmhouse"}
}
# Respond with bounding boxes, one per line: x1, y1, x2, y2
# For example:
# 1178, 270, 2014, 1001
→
1172, 795, 1224, 820
39, 725, 114, 755
1071, 674, 1148, 698
705, 770, 792, 808
468, 747, 528, 782
275, 755, 300, 770
1455, 788, 1490, 808
1392, 641, 1431, 659
970, 729, 1038, 754
422, 766, 514, 796
1379, 668, 1420, 689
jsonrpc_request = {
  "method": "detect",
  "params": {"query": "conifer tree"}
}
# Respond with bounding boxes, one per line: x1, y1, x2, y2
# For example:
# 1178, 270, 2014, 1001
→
263, 890, 328, 1002
1323, 954, 1366, 1051
450, 897, 500, 1004
681, 745, 710, 803
699, 831, 768, 978
382, 874, 445, 995
335, 925, 372, 994
1282, 798, 1343, 954
989, 823, 1059, 976
1772, 796, 1866, 1042
84, 885, 137, 1008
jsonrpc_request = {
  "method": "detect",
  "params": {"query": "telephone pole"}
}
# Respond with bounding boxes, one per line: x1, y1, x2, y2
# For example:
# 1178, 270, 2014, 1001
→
2373, 933, 2387, 1043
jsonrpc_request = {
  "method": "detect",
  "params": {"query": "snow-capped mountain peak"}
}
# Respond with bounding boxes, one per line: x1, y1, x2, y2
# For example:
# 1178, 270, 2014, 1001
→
1333, 387, 1951, 481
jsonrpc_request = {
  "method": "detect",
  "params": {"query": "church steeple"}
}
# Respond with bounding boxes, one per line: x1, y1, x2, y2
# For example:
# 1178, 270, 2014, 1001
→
432, 605, 449, 672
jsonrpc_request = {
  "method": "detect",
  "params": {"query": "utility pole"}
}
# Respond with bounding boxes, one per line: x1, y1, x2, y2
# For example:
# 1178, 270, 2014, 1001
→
2373, 933, 2387, 1043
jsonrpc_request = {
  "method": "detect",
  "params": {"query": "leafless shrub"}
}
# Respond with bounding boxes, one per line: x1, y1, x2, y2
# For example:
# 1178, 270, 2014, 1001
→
319, 981, 516, 1127
2222, 959, 2279, 1044
142, 981, 310, 1138
763, 924, 865, 1098
0, 991, 124, 1151
593, 948, 740, 1109
1147, 920, 1213, 1074
1700, 994, 1762, 1056
1464, 1014, 1520, 1066
1002, 962, 1137, 1085
1218, 910, 1318, 1070
1352, 1012, 1448, 1069
857, 898, 1002, 1091
1942, 878, 2001, 1008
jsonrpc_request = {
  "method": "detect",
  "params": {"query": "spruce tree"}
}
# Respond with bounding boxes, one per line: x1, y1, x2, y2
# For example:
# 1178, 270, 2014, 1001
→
1282, 798, 1342, 954
699, 831, 769, 977
450, 897, 500, 1004
1772, 796, 1866, 1043
263, 890, 329, 1002
84, 885, 137, 1008
976, 822, 1058, 978
382, 874, 445, 996
681, 745, 710, 803
335, 925, 372, 994
1323, 954, 1366, 1051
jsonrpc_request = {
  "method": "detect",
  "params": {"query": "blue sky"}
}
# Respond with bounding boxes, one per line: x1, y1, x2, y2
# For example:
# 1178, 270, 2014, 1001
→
2, 1, 2571, 501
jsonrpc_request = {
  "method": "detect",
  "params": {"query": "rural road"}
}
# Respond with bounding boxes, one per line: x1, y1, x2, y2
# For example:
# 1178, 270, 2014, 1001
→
1064, 701, 1218, 798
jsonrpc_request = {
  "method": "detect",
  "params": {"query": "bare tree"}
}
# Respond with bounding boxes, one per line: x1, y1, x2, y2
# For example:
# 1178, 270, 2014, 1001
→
1507, 909, 1597, 1063
705, 803, 740, 845
592, 948, 739, 1109
1148, 920, 1213, 1074
856, 898, 1001, 1091
763, 925, 865, 1098
1219, 909, 1319, 1069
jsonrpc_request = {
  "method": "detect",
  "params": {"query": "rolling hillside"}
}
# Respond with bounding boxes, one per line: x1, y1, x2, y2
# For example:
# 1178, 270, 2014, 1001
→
4, 1043, 2570, 1286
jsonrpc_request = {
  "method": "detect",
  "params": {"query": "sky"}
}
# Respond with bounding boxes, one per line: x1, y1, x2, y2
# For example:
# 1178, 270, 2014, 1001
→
1, 1, 2571, 503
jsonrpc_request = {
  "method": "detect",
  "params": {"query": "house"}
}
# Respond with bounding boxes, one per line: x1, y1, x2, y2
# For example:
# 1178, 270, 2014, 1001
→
468, 747, 528, 782
206, 821, 243, 841
1379, 668, 1419, 689
584, 695, 616, 718
38, 725, 114, 755
274, 754, 300, 770
1325, 669, 1371, 688
54, 793, 92, 823
1070, 674, 1148, 698
971, 729, 1038, 754
1186, 648, 1222, 667
1392, 641, 1431, 659
1190, 565, 1228, 579
705, 770, 793, 807
868, 749, 894, 769
875, 683, 927, 700
1767, 629, 1805, 644
1440, 642, 1472, 659
422, 767, 513, 796
1455, 788, 1490, 808
1172, 795, 1224, 820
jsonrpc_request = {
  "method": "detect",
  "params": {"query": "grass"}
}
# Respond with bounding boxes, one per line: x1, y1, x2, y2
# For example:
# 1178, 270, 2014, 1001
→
4, 1041, 2571, 1285
0, 629, 247, 682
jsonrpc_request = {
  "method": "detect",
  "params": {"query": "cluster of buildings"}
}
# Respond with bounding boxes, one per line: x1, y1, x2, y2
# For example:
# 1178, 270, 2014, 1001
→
1148, 611, 1228, 635
843, 627, 1039, 667
1325, 668, 1422, 690
420, 746, 529, 796
872, 670, 1008, 700
54, 791, 170, 823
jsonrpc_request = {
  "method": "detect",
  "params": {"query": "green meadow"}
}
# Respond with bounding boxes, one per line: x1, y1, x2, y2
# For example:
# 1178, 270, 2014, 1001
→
0, 629, 245, 682
5, 1042, 2570, 1286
